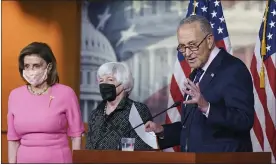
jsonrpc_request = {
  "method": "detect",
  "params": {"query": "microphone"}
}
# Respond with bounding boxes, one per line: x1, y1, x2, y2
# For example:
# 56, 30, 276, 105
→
116, 101, 181, 150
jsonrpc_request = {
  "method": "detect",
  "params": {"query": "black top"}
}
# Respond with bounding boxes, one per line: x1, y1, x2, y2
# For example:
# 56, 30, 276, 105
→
85, 97, 154, 150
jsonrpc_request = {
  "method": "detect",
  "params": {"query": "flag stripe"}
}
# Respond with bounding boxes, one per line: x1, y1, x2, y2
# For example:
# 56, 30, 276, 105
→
254, 42, 276, 127
253, 1, 276, 161
271, 53, 276, 66
251, 50, 276, 160
215, 40, 226, 49
174, 57, 189, 97
251, 56, 275, 161
252, 111, 265, 150
264, 57, 276, 97
251, 55, 266, 150
178, 53, 192, 78
170, 76, 185, 106
223, 37, 232, 53
167, 95, 181, 122
251, 129, 263, 151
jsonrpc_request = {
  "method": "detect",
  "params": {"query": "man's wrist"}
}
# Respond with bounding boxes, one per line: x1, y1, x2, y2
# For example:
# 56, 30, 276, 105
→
199, 100, 209, 113
155, 131, 164, 139
202, 103, 210, 117
200, 104, 209, 112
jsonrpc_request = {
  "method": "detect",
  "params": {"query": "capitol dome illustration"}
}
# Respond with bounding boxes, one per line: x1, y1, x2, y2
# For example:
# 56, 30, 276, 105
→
80, 1, 117, 122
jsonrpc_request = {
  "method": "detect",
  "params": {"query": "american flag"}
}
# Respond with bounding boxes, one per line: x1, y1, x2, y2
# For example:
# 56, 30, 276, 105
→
250, 0, 276, 162
81, 1, 194, 124
166, 0, 231, 152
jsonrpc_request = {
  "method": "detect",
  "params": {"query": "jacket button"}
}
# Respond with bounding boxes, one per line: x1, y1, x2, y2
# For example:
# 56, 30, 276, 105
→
183, 125, 186, 128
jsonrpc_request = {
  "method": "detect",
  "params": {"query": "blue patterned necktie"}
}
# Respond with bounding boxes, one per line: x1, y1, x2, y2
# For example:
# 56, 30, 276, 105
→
193, 68, 204, 84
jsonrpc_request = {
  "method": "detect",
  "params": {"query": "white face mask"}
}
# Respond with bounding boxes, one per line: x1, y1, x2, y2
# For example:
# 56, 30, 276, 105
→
23, 67, 48, 86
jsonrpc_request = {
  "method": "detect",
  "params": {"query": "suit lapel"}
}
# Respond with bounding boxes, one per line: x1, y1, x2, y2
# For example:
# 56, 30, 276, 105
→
199, 48, 225, 92
182, 48, 226, 125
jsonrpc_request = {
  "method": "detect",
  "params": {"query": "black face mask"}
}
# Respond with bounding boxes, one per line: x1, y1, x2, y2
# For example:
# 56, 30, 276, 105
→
99, 83, 117, 101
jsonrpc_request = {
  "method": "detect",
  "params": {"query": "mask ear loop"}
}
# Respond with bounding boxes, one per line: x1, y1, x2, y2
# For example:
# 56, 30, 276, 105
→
115, 83, 124, 97
115, 83, 122, 88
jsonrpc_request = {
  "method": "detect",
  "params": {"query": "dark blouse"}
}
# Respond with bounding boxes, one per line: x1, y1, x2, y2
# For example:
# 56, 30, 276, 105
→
85, 97, 154, 150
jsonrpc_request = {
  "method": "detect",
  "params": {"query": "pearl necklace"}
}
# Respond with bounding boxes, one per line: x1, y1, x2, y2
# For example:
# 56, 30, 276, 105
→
28, 85, 49, 95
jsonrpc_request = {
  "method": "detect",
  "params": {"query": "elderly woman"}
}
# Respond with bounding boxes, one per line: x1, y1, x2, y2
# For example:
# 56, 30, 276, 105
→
85, 62, 153, 150
7, 42, 84, 163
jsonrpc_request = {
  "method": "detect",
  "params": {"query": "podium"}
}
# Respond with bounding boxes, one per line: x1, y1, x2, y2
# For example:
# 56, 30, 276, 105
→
73, 150, 271, 163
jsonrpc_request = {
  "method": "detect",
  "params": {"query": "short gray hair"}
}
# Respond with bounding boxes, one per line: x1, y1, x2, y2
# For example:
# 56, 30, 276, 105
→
97, 62, 134, 94
178, 15, 212, 35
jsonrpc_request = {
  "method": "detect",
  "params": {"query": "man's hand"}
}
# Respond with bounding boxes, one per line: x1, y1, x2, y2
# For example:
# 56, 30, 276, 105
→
182, 78, 209, 113
145, 121, 164, 134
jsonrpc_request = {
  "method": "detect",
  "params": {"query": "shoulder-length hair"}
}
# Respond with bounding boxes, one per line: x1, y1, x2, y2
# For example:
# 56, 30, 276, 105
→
18, 42, 59, 86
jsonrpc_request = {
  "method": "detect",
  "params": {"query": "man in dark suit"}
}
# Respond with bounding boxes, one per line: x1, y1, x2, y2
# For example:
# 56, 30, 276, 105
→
145, 15, 255, 152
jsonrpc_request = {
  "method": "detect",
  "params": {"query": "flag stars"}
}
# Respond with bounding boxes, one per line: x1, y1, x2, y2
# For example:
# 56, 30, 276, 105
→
96, 7, 111, 30
269, 21, 275, 28
211, 11, 217, 18
267, 33, 273, 40
116, 25, 139, 47
201, 6, 208, 12
214, 0, 220, 7
210, 22, 215, 28
266, 45, 271, 51
219, 16, 225, 23
217, 26, 223, 34
271, 9, 276, 16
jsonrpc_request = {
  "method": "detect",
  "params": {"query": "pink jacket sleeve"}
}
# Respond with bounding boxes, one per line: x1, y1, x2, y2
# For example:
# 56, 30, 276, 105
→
7, 91, 20, 141
66, 88, 85, 137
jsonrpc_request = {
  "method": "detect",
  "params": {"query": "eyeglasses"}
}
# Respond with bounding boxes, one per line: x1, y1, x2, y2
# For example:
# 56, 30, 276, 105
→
177, 34, 210, 56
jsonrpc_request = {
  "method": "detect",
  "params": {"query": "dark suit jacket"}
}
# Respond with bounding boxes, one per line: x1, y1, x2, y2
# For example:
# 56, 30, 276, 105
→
158, 48, 255, 152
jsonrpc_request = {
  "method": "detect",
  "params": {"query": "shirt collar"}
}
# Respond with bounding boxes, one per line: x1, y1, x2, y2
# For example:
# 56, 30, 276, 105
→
202, 46, 220, 72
